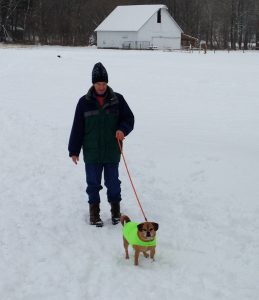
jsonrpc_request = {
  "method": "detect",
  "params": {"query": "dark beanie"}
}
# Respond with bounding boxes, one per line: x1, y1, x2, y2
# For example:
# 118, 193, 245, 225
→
92, 62, 108, 84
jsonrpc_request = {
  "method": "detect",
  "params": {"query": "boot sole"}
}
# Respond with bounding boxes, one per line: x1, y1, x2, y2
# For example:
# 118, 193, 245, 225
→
90, 221, 104, 227
112, 218, 120, 225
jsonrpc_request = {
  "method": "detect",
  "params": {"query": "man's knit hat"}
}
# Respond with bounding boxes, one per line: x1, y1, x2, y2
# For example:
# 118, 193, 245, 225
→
92, 62, 108, 84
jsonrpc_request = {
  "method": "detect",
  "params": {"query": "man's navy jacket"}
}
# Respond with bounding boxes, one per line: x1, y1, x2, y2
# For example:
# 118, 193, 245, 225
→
68, 86, 134, 163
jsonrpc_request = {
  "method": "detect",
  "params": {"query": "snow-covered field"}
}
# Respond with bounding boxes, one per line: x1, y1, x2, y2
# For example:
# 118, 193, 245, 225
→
0, 45, 259, 300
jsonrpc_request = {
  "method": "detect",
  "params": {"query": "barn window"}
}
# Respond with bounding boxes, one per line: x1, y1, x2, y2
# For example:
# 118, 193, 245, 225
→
157, 9, 161, 23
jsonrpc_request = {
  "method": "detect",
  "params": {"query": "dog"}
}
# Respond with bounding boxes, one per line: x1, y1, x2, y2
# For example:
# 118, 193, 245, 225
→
120, 215, 159, 266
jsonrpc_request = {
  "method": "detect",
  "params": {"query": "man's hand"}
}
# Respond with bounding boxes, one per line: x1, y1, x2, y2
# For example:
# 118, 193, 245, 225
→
116, 130, 124, 141
71, 156, 79, 165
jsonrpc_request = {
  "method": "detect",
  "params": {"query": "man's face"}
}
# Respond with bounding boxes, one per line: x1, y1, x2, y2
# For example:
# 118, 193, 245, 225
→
94, 82, 107, 95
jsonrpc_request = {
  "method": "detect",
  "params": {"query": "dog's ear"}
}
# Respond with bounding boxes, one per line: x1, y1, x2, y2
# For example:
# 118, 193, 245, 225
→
137, 223, 144, 231
152, 223, 159, 231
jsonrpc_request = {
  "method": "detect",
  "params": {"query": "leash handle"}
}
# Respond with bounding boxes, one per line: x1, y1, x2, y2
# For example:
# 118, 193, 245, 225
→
117, 138, 148, 222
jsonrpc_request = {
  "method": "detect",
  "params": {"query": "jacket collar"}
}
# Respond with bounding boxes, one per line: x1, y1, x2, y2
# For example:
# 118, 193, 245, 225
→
85, 85, 117, 103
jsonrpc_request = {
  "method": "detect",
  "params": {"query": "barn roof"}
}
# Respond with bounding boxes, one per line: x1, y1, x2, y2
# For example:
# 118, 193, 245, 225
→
95, 5, 167, 32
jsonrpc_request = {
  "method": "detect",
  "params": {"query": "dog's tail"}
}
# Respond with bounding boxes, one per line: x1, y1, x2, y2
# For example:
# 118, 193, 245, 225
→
120, 215, 131, 226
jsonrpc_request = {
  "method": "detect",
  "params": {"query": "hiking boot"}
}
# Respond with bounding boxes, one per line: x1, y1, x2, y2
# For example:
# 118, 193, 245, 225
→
110, 202, 121, 225
89, 203, 103, 227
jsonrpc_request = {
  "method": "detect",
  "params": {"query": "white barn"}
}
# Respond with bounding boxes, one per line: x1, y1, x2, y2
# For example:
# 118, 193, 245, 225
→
95, 5, 183, 50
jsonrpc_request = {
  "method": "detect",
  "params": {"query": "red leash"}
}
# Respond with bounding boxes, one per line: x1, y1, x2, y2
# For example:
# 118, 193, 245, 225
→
117, 138, 148, 222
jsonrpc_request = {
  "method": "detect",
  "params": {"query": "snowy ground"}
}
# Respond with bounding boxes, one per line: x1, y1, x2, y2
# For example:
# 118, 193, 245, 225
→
0, 45, 259, 300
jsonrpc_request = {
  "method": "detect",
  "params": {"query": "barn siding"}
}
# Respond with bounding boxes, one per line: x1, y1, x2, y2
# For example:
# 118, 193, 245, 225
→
97, 31, 137, 49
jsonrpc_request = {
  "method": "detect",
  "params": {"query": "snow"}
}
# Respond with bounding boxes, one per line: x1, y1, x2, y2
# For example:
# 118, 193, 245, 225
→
95, 5, 166, 31
0, 45, 259, 300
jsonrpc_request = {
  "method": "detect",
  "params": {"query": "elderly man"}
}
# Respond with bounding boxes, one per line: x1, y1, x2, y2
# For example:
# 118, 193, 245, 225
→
68, 62, 134, 227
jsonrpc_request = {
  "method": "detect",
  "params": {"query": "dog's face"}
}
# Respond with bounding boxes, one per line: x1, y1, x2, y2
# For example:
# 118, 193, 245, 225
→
137, 222, 159, 241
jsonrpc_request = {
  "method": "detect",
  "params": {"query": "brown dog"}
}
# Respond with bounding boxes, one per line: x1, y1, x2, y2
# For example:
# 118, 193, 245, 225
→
120, 215, 159, 266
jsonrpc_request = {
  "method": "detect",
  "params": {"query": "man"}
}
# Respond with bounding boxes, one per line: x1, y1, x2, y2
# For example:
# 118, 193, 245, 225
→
68, 62, 134, 227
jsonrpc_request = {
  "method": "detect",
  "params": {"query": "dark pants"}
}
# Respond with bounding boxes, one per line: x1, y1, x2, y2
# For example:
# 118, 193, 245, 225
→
85, 163, 121, 204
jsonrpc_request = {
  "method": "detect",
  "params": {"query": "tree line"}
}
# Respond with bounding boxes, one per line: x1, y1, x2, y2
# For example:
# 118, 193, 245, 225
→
0, 0, 259, 49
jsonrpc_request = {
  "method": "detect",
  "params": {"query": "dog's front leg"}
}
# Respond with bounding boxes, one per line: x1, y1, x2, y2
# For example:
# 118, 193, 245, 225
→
150, 247, 156, 261
123, 237, 129, 259
134, 248, 140, 266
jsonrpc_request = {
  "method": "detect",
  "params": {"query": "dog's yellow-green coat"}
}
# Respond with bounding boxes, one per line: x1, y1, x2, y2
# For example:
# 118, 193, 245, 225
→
123, 222, 156, 247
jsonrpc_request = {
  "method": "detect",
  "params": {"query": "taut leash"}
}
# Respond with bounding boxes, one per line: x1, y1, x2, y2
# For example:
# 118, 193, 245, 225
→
117, 138, 148, 222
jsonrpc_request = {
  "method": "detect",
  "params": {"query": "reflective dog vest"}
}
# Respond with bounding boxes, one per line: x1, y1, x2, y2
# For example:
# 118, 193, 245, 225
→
123, 222, 156, 247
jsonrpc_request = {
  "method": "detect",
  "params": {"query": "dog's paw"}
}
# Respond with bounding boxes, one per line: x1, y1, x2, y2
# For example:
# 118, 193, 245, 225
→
143, 252, 149, 258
